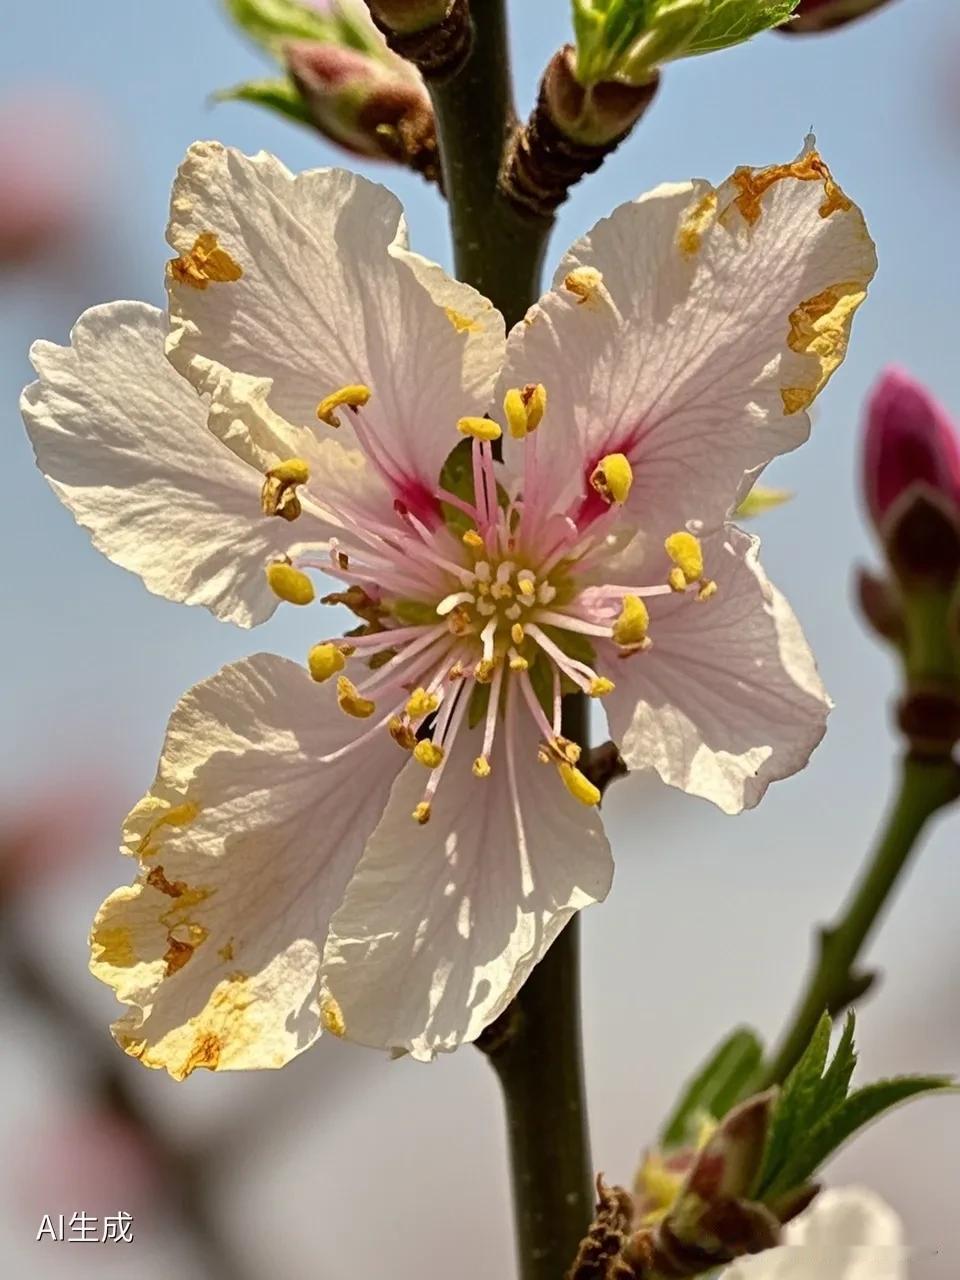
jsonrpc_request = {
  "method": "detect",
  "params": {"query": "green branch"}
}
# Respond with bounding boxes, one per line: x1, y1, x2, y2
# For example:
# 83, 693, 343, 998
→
761, 753, 960, 1088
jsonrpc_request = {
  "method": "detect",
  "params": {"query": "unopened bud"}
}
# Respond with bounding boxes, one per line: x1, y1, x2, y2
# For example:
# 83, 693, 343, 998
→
864, 367, 960, 535
285, 40, 438, 177
367, 0, 451, 35
778, 0, 898, 35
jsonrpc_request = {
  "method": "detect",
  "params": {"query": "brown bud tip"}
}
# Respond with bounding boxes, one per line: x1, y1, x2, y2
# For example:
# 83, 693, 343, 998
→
779, 0, 898, 35
854, 565, 905, 644
368, 0, 451, 35
543, 45, 659, 148
368, 0, 471, 80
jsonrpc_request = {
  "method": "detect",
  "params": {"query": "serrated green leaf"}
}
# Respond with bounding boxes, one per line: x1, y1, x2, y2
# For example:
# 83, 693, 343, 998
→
661, 1027, 765, 1148
817, 1011, 858, 1117
674, 0, 799, 59
762, 1075, 955, 1199
214, 77, 313, 127
756, 1011, 832, 1191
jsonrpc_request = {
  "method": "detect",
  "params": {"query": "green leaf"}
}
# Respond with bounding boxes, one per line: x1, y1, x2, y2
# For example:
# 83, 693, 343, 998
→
671, 0, 799, 59
438, 437, 477, 537
756, 1011, 832, 1191
763, 1075, 955, 1199
214, 77, 313, 128
224, 0, 339, 52
661, 1027, 765, 1148
816, 1011, 858, 1117
734, 485, 793, 519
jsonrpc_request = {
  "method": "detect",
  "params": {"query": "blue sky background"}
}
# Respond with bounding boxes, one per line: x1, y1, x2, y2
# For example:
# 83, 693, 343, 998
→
2, 2, 959, 1277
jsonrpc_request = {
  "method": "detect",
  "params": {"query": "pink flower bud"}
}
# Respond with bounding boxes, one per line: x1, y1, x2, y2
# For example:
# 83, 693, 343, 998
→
863, 367, 960, 530
285, 40, 437, 175
779, 0, 898, 34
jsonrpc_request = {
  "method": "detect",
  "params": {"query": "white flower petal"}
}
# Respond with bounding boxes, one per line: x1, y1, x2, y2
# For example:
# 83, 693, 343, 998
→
721, 1187, 906, 1279
90, 654, 405, 1080
321, 701, 613, 1059
603, 528, 829, 814
20, 302, 331, 627
166, 141, 504, 493
500, 147, 876, 537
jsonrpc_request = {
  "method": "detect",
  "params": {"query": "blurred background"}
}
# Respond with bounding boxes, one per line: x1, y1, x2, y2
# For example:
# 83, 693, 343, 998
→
2, 1, 958, 1276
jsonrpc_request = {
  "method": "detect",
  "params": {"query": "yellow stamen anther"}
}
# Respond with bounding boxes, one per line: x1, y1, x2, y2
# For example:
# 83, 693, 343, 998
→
462, 529, 485, 551
558, 762, 601, 807
406, 688, 439, 720
473, 756, 491, 778
509, 654, 529, 672
697, 579, 718, 602
413, 740, 445, 769
337, 675, 375, 719
517, 578, 535, 597
612, 594, 650, 647
266, 561, 315, 606
503, 383, 547, 439
307, 642, 346, 683
388, 717, 417, 750
665, 531, 704, 585
668, 567, 687, 594
412, 801, 432, 825
316, 383, 371, 427
590, 453, 633, 505
589, 677, 615, 697
268, 457, 310, 486
564, 266, 603, 303
261, 458, 310, 521
474, 658, 496, 684
319, 994, 346, 1038
457, 416, 502, 443
510, 622, 525, 646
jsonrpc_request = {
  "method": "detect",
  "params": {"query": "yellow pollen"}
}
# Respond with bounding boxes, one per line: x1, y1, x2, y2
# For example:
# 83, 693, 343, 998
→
509, 654, 529, 672
558, 762, 601, 807
474, 658, 496, 683
668, 567, 687, 594
268, 457, 310, 485
412, 801, 432, 825
517, 579, 535, 598
320, 994, 346, 1038
316, 383, 371, 427
337, 675, 376, 719
564, 266, 603, 303
510, 622, 525, 645
590, 677, 615, 697
388, 716, 417, 750
462, 529, 485, 551
457, 416, 502, 443
590, 453, 633, 505
473, 755, 492, 778
168, 232, 242, 291
665, 531, 704, 585
307, 642, 346, 683
266, 561, 315, 606
697, 580, 718, 602
613, 595, 650, 647
503, 383, 547, 439
413, 739, 445, 769
406, 687, 439, 719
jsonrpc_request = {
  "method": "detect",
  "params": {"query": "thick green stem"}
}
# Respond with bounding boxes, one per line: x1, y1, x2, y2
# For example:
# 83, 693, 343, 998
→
426, 6, 591, 1271
762, 754, 960, 1088
427, 0, 552, 324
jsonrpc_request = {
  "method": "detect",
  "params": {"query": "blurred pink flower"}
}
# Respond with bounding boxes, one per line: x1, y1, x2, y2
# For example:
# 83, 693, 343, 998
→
779, 0, 899, 34
0, 90, 102, 267
12, 1109, 157, 1224
863, 367, 960, 530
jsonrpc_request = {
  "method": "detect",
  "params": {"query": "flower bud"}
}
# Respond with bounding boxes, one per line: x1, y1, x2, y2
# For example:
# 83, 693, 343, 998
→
285, 40, 437, 174
366, 0, 451, 34
778, 0, 898, 35
863, 367, 960, 532
542, 45, 658, 148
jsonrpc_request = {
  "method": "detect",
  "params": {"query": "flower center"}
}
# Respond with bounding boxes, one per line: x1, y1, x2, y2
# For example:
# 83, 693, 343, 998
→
263, 381, 716, 822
